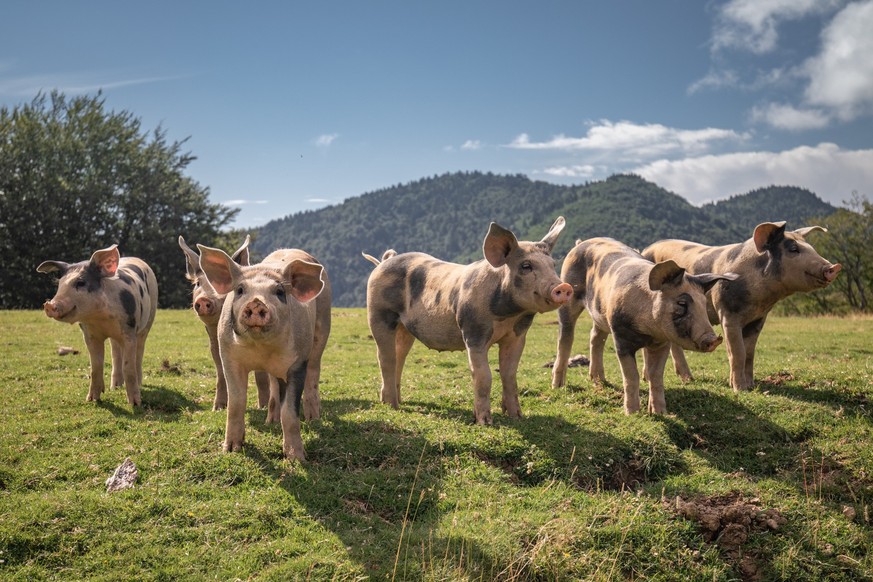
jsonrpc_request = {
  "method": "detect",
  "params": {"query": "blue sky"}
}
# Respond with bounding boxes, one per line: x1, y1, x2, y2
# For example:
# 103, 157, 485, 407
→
2, 1, 872, 229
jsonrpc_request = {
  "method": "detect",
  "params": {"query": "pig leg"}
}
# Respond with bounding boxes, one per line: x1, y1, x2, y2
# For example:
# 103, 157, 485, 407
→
553, 303, 585, 388
741, 318, 766, 388
121, 333, 141, 406
498, 334, 526, 418
616, 351, 641, 414
669, 344, 694, 382
81, 327, 106, 402
109, 338, 124, 389
222, 360, 248, 452
206, 326, 228, 411
302, 316, 330, 422
255, 370, 271, 409
722, 321, 749, 391
370, 316, 401, 408
394, 324, 415, 402
264, 375, 281, 424
135, 330, 148, 388
588, 324, 610, 385
467, 347, 493, 425
279, 363, 307, 461
644, 344, 670, 414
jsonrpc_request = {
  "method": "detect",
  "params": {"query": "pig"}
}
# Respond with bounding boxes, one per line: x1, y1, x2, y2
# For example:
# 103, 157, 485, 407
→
179, 235, 275, 414
197, 245, 331, 460
642, 222, 842, 391
37, 245, 158, 406
365, 216, 574, 425
551, 238, 736, 414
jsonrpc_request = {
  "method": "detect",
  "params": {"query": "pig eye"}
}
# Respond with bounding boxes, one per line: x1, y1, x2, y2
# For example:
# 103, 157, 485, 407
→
787, 242, 800, 254
74, 279, 87, 290
520, 261, 533, 272
276, 286, 286, 299
236, 285, 244, 296
674, 300, 689, 318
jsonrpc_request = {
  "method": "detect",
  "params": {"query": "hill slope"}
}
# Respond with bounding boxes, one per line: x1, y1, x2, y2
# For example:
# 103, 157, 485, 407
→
253, 172, 838, 307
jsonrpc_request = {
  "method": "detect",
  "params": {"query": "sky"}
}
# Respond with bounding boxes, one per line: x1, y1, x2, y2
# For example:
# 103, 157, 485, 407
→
2, 1, 872, 229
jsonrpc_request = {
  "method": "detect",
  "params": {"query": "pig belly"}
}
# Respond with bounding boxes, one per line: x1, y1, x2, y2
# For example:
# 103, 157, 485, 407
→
400, 312, 466, 352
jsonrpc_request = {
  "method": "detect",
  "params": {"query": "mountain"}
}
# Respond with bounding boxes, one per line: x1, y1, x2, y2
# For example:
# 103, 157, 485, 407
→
252, 172, 839, 307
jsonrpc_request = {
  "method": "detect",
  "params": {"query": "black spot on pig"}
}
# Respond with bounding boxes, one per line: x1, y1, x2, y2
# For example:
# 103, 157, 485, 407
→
490, 286, 522, 317
409, 266, 428, 304
117, 271, 133, 285
721, 279, 750, 314
513, 313, 535, 336
611, 309, 654, 357
670, 293, 694, 340
119, 289, 137, 328
726, 245, 744, 263
742, 318, 765, 338
126, 264, 146, 282
459, 304, 490, 347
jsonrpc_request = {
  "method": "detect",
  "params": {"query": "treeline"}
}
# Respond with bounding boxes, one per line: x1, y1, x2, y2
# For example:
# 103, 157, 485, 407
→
0, 92, 240, 309
3, 92, 867, 314
253, 173, 846, 308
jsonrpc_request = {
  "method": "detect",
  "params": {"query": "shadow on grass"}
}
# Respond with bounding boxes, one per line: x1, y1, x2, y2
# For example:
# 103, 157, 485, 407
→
238, 401, 507, 580
95, 384, 202, 420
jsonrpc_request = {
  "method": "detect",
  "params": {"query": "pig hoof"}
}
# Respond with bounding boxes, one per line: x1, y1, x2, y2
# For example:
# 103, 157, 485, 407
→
212, 402, 227, 412
679, 374, 694, 383
284, 449, 306, 462
474, 413, 493, 426
223, 440, 243, 453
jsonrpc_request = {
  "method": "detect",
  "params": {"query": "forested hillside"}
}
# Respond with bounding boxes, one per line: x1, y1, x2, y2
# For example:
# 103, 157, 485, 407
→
252, 172, 838, 306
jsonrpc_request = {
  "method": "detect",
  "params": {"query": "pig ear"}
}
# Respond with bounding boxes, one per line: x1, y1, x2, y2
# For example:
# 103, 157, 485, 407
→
690, 272, 739, 293
483, 223, 519, 267
649, 260, 685, 291
197, 244, 242, 296
283, 259, 325, 304
36, 261, 69, 275
231, 234, 252, 266
793, 225, 827, 239
90, 245, 120, 276
539, 216, 566, 252
753, 222, 787, 253
178, 236, 202, 279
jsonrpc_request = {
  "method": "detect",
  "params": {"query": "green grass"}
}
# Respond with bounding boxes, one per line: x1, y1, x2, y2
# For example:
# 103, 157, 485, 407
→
1, 309, 872, 580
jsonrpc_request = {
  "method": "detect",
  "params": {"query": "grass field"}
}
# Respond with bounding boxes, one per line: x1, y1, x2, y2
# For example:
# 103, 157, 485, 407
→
1, 308, 872, 581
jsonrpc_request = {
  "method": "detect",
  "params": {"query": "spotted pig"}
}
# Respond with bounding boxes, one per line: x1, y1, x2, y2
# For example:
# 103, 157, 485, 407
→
179, 235, 275, 414
37, 245, 158, 406
552, 238, 736, 414
642, 222, 841, 391
197, 245, 331, 461
365, 217, 573, 425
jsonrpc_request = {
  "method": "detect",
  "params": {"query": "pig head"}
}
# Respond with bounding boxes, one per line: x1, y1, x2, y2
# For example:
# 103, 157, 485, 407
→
365, 216, 573, 425
642, 222, 842, 391
37, 245, 158, 406
552, 238, 736, 414
179, 234, 275, 413
197, 245, 330, 461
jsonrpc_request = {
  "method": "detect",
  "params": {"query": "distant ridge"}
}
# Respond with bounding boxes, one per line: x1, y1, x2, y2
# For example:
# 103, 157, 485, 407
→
252, 172, 839, 307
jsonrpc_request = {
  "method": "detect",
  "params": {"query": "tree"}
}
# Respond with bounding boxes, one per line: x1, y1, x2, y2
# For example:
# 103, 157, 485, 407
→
811, 192, 873, 312
0, 91, 238, 308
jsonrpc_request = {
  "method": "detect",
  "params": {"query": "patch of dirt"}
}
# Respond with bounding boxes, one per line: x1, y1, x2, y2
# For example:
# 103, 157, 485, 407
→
542, 354, 590, 368
761, 371, 794, 386
665, 492, 787, 581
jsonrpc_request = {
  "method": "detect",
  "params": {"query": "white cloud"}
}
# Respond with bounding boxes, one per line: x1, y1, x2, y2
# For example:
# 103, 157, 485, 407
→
315, 133, 338, 147
305, 197, 331, 204
687, 69, 740, 94
538, 165, 598, 178
633, 142, 873, 206
712, 0, 841, 54
0, 72, 185, 96
461, 139, 482, 150
222, 199, 269, 206
749, 102, 830, 130
802, 0, 873, 120
507, 120, 748, 160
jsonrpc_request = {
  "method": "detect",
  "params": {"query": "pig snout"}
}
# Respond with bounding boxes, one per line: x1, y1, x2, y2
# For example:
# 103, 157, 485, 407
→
699, 334, 723, 353
193, 296, 215, 317
824, 263, 842, 283
241, 299, 271, 328
551, 283, 573, 305
43, 300, 67, 320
